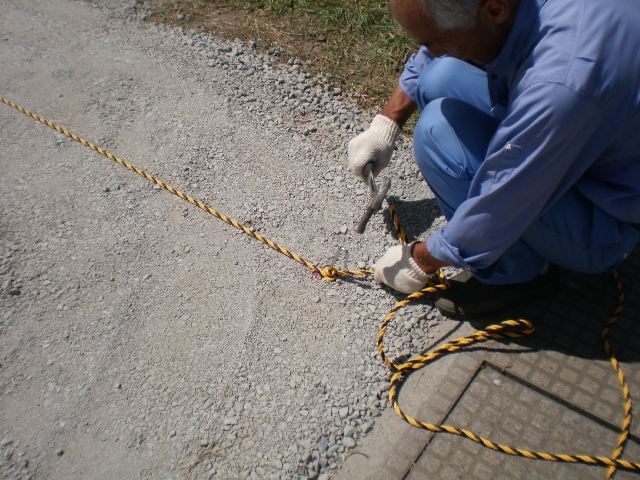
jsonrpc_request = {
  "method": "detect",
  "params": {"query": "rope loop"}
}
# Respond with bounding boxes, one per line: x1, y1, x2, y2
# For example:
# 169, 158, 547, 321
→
427, 270, 449, 290
380, 270, 636, 476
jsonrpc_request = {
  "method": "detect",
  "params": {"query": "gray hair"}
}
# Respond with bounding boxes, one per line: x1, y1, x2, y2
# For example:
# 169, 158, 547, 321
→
420, 0, 484, 31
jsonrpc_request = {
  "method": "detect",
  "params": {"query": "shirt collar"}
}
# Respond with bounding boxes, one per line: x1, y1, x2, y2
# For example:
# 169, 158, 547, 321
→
487, 0, 544, 91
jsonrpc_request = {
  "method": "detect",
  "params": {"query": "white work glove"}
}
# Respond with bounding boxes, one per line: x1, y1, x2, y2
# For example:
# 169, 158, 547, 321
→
373, 243, 430, 294
348, 114, 401, 180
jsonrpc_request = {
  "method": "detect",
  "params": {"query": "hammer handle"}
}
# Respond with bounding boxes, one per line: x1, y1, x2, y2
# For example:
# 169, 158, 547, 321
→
363, 163, 376, 194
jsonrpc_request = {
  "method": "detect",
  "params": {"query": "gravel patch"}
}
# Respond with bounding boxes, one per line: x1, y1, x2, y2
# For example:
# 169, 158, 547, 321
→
0, 1, 452, 478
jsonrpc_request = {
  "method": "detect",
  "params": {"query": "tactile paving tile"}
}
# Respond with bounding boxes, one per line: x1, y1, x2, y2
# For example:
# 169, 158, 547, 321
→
406, 367, 640, 480
379, 245, 640, 479
488, 245, 640, 441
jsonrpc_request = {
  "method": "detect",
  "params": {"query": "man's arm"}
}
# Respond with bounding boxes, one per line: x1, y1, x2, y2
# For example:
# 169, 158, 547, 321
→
379, 84, 445, 275
379, 84, 418, 127
380, 45, 435, 125
376, 57, 443, 276
348, 47, 434, 180
427, 83, 606, 275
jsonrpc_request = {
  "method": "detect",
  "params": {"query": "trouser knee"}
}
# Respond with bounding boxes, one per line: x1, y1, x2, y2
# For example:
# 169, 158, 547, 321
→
413, 98, 473, 219
414, 99, 468, 170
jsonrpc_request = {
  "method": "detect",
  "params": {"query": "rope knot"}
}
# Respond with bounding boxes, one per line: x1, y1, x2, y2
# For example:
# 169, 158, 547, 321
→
319, 265, 339, 282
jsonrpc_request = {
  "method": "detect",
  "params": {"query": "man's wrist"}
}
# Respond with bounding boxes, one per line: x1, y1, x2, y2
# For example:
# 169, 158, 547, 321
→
379, 84, 418, 128
370, 115, 401, 145
412, 241, 449, 274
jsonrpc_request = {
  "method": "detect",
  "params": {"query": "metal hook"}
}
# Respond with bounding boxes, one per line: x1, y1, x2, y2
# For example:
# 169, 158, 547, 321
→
330, 246, 349, 271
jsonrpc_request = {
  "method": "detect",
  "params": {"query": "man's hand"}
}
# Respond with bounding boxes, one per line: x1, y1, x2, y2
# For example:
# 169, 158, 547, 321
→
348, 85, 417, 181
373, 242, 430, 294
348, 114, 401, 180
373, 242, 449, 294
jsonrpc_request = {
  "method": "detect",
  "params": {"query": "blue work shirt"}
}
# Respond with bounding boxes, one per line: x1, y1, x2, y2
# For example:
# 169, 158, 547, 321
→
400, 0, 640, 272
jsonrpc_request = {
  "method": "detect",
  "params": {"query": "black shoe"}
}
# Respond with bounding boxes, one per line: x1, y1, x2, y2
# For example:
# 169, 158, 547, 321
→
434, 266, 560, 319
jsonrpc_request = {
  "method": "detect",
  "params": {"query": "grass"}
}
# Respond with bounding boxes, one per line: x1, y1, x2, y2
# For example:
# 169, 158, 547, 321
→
146, 0, 419, 112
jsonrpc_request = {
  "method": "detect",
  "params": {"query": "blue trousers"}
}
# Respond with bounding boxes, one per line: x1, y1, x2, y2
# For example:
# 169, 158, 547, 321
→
413, 58, 640, 284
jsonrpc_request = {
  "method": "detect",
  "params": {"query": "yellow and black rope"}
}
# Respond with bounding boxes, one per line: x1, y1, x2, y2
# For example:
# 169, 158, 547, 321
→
388, 203, 408, 245
1, 96, 635, 476
602, 271, 631, 478
0, 96, 369, 282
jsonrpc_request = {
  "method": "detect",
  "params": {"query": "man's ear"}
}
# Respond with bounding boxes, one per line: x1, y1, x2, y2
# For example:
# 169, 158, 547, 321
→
480, 0, 511, 24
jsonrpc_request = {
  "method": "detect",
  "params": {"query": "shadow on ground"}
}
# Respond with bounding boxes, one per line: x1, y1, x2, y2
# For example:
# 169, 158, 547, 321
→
450, 244, 640, 442
338, 240, 640, 480
383, 196, 442, 242
470, 243, 640, 363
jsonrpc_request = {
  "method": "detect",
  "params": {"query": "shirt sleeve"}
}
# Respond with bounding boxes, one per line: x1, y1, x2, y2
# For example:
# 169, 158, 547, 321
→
398, 46, 435, 104
427, 82, 606, 271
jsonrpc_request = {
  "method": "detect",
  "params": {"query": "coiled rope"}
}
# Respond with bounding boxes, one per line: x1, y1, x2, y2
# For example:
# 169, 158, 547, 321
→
1, 95, 634, 477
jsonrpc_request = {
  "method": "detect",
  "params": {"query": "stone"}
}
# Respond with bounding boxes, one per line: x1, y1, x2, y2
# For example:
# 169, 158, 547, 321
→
298, 439, 312, 450
317, 436, 328, 453
0, 6, 436, 476
342, 437, 356, 448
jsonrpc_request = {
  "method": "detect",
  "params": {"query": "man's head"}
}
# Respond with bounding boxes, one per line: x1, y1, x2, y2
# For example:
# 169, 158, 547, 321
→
390, 0, 519, 64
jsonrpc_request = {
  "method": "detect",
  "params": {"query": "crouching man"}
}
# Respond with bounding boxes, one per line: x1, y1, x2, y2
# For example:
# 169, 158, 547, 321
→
349, 0, 640, 318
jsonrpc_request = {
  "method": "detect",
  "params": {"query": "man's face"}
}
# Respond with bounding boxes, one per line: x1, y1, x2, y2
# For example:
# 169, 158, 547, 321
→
391, 0, 513, 65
